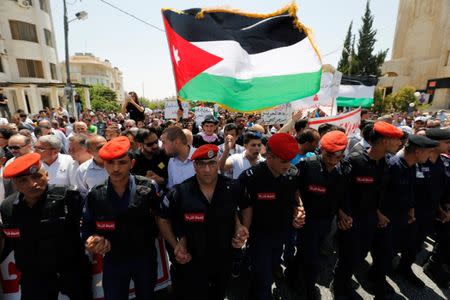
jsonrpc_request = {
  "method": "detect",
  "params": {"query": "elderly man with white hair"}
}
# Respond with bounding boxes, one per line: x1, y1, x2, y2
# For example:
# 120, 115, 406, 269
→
34, 135, 76, 185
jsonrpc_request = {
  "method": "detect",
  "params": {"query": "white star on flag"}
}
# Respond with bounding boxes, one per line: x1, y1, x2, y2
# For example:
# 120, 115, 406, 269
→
173, 46, 181, 65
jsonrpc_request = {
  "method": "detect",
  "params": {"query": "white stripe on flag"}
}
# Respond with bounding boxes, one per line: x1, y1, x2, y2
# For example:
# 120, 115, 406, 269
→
192, 39, 321, 79
337, 84, 375, 99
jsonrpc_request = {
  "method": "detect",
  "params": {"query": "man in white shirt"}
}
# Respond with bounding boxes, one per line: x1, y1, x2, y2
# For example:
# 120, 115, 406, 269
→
35, 135, 75, 185
220, 131, 265, 179
161, 126, 196, 189
38, 120, 69, 153
75, 135, 108, 197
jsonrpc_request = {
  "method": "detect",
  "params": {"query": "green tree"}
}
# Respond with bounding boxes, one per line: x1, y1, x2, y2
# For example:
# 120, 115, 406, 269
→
337, 21, 353, 75
90, 84, 120, 112
139, 97, 165, 110
385, 86, 416, 112
353, 0, 388, 76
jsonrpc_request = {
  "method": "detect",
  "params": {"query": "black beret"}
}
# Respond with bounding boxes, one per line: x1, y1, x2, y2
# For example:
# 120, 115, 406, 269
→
408, 134, 439, 148
425, 128, 450, 141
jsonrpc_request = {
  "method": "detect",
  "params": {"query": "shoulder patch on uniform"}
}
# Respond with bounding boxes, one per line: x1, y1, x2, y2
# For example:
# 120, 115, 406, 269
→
245, 168, 254, 176
286, 165, 299, 177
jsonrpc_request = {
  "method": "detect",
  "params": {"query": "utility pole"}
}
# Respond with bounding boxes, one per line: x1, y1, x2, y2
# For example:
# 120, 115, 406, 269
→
63, 0, 77, 120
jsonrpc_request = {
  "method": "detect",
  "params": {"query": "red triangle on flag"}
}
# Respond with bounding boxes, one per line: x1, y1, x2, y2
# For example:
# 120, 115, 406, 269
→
163, 17, 224, 92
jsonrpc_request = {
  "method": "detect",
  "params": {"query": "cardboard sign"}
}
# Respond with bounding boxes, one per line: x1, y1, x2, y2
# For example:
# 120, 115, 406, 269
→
164, 101, 189, 119
0, 238, 171, 299
194, 107, 214, 125
308, 108, 361, 137
260, 104, 292, 125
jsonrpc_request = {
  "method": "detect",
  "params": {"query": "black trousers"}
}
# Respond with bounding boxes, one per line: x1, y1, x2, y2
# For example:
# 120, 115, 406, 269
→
20, 265, 92, 300
173, 257, 231, 300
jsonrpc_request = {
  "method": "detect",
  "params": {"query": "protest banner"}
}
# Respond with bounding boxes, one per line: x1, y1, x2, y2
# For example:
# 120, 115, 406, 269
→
260, 104, 292, 125
0, 238, 171, 299
164, 101, 189, 119
308, 108, 361, 137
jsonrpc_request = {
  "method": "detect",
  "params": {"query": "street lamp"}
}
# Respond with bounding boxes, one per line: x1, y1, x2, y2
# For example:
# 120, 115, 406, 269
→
63, 1, 88, 120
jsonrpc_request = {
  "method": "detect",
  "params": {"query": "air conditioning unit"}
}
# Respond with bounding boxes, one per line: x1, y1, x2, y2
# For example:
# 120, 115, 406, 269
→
18, 0, 31, 9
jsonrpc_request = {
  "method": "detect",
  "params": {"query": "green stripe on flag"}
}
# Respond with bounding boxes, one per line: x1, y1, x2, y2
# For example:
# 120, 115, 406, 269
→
179, 69, 322, 112
336, 97, 374, 108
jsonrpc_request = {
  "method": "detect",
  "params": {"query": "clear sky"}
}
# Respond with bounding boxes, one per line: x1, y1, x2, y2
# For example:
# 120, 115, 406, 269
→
50, 0, 400, 100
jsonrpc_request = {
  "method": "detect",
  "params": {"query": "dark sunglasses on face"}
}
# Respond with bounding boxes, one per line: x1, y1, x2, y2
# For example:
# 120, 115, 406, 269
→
8, 145, 27, 150
144, 140, 158, 147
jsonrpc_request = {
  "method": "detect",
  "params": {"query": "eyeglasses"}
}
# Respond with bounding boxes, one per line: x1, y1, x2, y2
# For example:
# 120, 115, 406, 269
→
7, 144, 27, 151
195, 160, 218, 168
144, 140, 158, 147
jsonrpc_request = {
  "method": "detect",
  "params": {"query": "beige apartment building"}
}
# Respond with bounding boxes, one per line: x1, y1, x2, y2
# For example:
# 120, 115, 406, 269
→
60, 53, 125, 102
378, 0, 450, 109
0, 0, 66, 114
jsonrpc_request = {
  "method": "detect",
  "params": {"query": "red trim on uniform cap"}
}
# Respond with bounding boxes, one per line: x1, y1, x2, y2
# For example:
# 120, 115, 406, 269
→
3, 152, 41, 179
99, 136, 131, 161
373, 121, 403, 138
321, 131, 348, 153
268, 133, 298, 161
191, 144, 219, 161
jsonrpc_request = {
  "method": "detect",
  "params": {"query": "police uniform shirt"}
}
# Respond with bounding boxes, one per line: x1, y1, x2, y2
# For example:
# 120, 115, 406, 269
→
343, 150, 389, 215
83, 175, 159, 261
159, 175, 246, 260
379, 155, 415, 216
42, 153, 75, 186
415, 155, 448, 214
131, 149, 169, 182
296, 156, 349, 219
0, 186, 85, 273
238, 161, 297, 234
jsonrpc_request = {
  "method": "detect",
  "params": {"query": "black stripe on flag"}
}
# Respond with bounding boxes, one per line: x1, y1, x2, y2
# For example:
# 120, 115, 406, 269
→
340, 75, 378, 87
162, 9, 307, 55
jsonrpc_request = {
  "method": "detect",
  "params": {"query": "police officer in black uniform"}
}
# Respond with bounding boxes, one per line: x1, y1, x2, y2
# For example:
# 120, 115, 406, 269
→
421, 129, 450, 287
238, 133, 305, 300
157, 144, 249, 300
376, 134, 438, 292
83, 136, 160, 300
294, 130, 350, 299
333, 121, 404, 299
0, 152, 91, 300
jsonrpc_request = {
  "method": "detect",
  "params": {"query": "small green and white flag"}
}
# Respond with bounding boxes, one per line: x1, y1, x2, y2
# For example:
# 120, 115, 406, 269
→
162, 4, 322, 112
336, 75, 378, 108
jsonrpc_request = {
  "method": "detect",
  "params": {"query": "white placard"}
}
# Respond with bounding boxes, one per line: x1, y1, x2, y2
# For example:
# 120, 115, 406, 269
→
308, 108, 361, 137
260, 104, 292, 125
164, 101, 189, 119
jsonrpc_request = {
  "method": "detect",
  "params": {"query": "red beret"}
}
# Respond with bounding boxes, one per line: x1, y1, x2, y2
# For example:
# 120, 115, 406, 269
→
99, 136, 131, 161
3, 153, 41, 179
268, 133, 298, 161
373, 121, 403, 138
191, 144, 219, 161
321, 131, 348, 154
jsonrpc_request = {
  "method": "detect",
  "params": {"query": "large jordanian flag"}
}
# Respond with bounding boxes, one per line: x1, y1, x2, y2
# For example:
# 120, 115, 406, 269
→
162, 4, 322, 112
337, 75, 378, 108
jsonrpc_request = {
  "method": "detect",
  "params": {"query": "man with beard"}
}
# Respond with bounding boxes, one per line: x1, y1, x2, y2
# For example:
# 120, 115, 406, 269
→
161, 126, 196, 189
157, 144, 249, 300
220, 131, 265, 179
193, 115, 223, 148
0, 153, 91, 299
132, 128, 169, 190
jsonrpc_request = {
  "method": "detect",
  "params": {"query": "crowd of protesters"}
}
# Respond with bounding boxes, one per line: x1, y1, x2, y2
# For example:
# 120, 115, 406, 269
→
0, 90, 449, 300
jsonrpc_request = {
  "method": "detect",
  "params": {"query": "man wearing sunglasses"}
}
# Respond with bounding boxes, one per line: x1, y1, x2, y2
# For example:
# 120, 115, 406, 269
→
5, 134, 33, 166
132, 128, 169, 190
